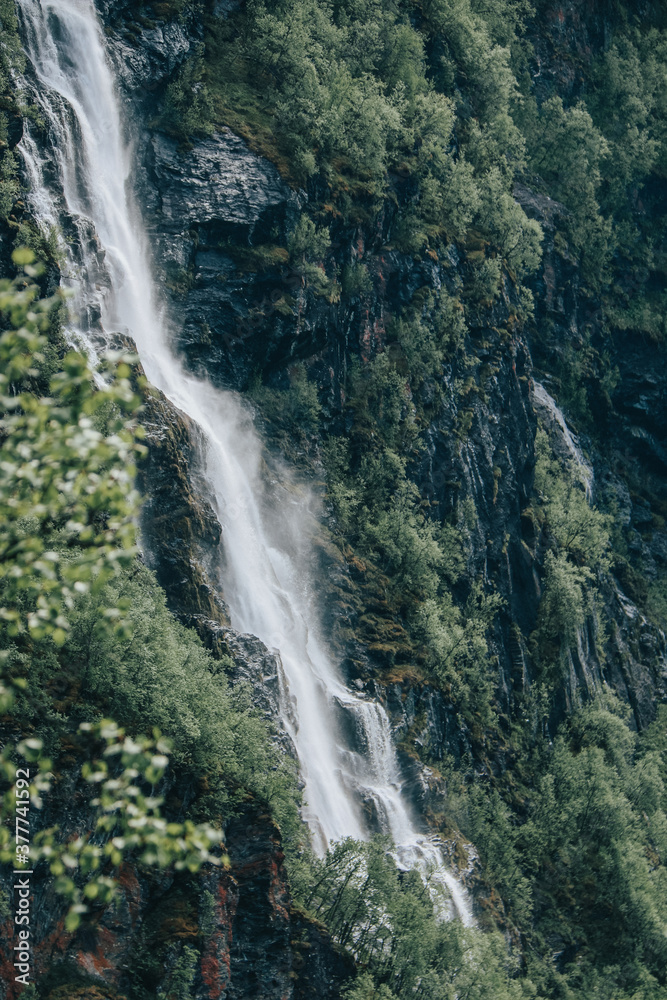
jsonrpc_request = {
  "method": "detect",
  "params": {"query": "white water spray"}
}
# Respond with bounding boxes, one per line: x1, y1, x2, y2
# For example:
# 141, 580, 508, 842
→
17, 0, 473, 924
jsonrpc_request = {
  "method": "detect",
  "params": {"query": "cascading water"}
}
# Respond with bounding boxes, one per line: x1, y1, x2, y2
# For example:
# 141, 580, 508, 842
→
16, 0, 473, 925
532, 381, 593, 500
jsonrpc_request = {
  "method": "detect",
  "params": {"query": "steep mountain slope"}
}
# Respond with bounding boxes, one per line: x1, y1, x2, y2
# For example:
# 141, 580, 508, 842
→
2, 1, 667, 998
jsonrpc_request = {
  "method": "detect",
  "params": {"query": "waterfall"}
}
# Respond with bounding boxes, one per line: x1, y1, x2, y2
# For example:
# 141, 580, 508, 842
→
16, 0, 473, 925
531, 381, 593, 500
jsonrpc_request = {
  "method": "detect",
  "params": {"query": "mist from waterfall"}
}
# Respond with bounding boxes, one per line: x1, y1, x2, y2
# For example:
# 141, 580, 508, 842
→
16, 0, 473, 925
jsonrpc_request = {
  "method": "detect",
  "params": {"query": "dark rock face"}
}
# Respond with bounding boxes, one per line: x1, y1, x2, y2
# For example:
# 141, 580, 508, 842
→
422, 330, 537, 623
97, 0, 199, 96
148, 132, 301, 231
111, 21, 194, 93
514, 175, 667, 728
137, 385, 230, 627
0, 804, 350, 1000
189, 620, 301, 762
516, 175, 667, 487
138, 129, 303, 387
132, 100, 667, 733
605, 585, 667, 729
612, 334, 667, 474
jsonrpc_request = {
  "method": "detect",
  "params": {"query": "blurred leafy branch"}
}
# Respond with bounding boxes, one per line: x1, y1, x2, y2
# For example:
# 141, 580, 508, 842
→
0, 250, 223, 929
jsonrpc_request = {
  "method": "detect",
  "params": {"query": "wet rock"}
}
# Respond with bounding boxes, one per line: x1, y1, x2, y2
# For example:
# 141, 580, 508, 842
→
5, 111, 23, 149
148, 131, 301, 232
137, 385, 230, 626
0, 801, 347, 1000
108, 21, 195, 93
531, 380, 593, 492
189, 620, 300, 761
137, 129, 304, 387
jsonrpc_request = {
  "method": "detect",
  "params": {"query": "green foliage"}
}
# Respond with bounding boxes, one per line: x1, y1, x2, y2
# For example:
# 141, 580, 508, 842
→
1, 555, 301, 848
588, 34, 663, 192
222, 240, 289, 274
416, 585, 503, 723
13, 219, 65, 269
0, 149, 20, 223
476, 166, 542, 277
447, 702, 667, 996
420, 0, 526, 169
250, 363, 321, 458
535, 550, 593, 652
0, 271, 298, 935
525, 96, 611, 283
293, 837, 428, 967
542, 336, 620, 434
6, 5, 665, 996
348, 351, 417, 454
463, 256, 502, 305
57, 561, 299, 828
342, 260, 373, 298
530, 429, 611, 672
647, 575, 667, 630
0, 0, 23, 224
157, 944, 200, 1000
360, 480, 446, 595
324, 350, 455, 603
151, 0, 193, 21
155, 49, 214, 141
0, 253, 145, 645
321, 344, 503, 725
524, 707, 667, 982
390, 289, 467, 387
0, 0, 25, 78
414, 156, 481, 244
343, 972, 398, 1000
188, 11, 667, 996
238, 0, 403, 180
534, 445, 609, 569
517, 16, 667, 304
200, 0, 542, 280
288, 215, 332, 263
604, 294, 667, 343
0, 722, 223, 932
458, 785, 533, 925
292, 836, 531, 1000
286, 214, 338, 295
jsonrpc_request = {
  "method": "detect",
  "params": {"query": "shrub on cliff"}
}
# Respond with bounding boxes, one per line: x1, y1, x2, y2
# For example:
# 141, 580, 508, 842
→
294, 835, 532, 1000
0, 0, 23, 225
530, 428, 611, 676
0, 252, 144, 648
200, 0, 543, 280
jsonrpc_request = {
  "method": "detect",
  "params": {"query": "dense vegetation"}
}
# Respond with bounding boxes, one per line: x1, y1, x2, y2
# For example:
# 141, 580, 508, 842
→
0, 0, 24, 225
287, 707, 667, 1000
170, 0, 667, 996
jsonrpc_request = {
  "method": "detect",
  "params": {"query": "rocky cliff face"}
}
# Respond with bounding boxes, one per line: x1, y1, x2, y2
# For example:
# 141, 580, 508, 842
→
138, 385, 230, 628
141, 128, 303, 388
0, 798, 351, 1000
102, 0, 666, 771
